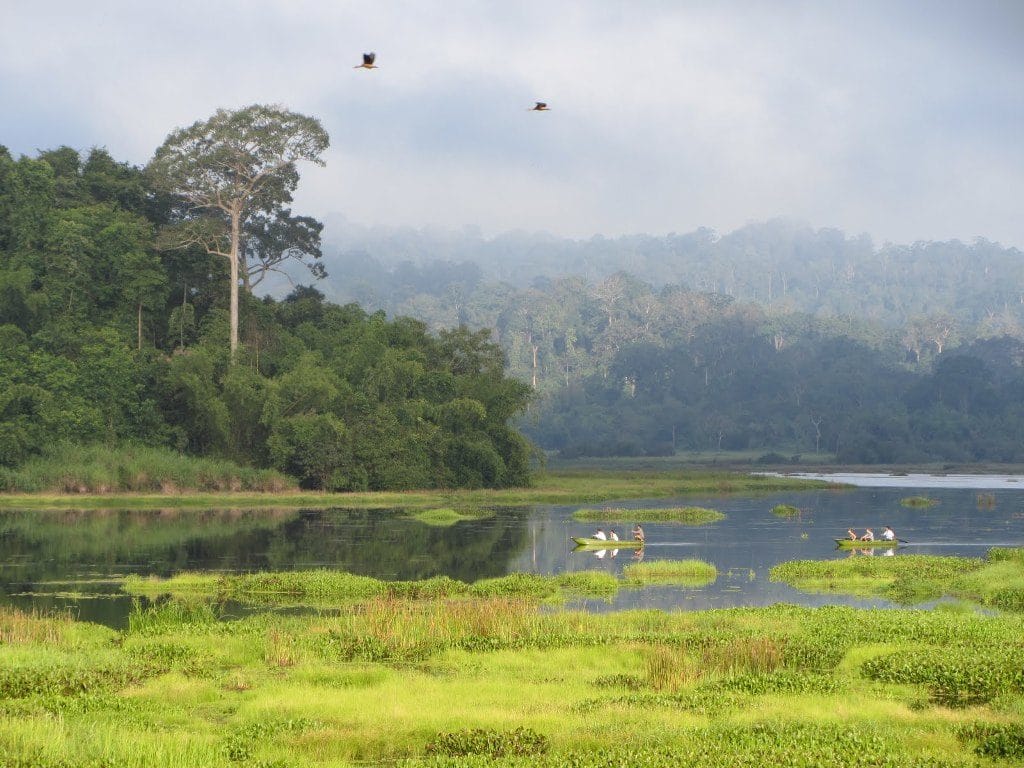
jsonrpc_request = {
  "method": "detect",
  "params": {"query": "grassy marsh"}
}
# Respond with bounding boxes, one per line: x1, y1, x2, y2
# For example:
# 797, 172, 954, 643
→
770, 547, 1024, 609
2, 595, 1024, 767
122, 565, 707, 606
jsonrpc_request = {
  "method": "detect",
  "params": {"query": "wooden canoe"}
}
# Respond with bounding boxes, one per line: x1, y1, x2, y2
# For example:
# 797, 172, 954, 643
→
572, 537, 644, 549
834, 538, 900, 549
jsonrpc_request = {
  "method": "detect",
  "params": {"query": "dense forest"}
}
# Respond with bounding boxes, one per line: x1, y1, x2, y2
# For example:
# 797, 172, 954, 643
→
4, 111, 1024, 479
0, 112, 533, 490
290, 224, 1024, 464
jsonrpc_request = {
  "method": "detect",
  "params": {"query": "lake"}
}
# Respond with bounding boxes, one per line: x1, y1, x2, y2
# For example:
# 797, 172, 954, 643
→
2, 474, 1023, 626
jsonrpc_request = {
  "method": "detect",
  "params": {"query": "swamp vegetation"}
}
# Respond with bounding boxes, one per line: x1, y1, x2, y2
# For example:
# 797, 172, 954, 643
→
2, 548, 1023, 767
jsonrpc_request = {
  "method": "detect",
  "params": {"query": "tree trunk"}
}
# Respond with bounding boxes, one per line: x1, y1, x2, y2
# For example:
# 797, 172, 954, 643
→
229, 207, 241, 361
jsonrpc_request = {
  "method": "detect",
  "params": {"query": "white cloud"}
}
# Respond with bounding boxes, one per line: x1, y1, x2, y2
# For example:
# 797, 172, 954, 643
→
2, 0, 1021, 247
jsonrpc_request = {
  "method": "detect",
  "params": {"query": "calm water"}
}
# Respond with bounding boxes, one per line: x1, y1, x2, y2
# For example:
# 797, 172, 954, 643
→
2, 475, 1023, 627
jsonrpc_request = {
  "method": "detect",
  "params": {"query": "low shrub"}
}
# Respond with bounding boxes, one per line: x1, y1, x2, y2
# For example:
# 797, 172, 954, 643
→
956, 722, 1024, 760
861, 646, 1024, 707
425, 727, 549, 758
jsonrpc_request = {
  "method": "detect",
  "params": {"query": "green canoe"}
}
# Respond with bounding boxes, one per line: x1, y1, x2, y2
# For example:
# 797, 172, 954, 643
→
572, 537, 644, 549
834, 538, 900, 549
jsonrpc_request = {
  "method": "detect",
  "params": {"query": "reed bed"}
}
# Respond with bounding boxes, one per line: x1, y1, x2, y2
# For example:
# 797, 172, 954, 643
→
0, 443, 293, 494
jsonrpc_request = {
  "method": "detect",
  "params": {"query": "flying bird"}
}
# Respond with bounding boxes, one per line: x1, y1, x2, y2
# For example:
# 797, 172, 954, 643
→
530, 102, 550, 111
355, 52, 378, 69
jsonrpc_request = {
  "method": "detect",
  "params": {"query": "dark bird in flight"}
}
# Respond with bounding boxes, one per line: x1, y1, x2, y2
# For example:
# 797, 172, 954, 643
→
530, 102, 550, 111
355, 52, 378, 69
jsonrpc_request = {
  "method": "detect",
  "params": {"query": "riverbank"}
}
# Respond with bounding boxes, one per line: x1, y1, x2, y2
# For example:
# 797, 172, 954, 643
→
0, 470, 842, 510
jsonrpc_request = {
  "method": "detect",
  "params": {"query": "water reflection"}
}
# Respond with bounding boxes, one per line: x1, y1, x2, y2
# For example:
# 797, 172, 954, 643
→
1, 482, 1022, 626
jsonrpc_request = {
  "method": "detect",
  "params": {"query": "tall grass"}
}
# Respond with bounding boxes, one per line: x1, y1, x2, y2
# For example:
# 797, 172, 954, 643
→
0, 443, 294, 493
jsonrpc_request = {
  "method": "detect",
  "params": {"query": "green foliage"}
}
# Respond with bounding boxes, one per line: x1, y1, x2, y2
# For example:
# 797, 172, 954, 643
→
0, 443, 292, 493
956, 722, 1024, 760
862, 646, 1024, 706
573, 506, 724, 524
771, 504, 802, 517
622, 560, 718, 586
769, 555, 986, 604
900, 496, 939, 508
425, 728, 549, 758
0, 141, 536, 491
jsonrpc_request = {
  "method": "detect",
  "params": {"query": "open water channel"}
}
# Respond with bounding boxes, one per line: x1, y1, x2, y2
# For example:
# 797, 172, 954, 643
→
2, 474, 1023, 627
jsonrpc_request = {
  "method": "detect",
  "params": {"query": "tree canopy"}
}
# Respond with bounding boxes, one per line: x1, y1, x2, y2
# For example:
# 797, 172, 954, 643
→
147, 105, 330, 359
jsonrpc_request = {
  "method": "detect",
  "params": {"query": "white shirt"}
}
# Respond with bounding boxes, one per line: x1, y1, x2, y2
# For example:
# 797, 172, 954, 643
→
593, 531, 607, 541
609, 531, 619, 541
882, 529, 895, 541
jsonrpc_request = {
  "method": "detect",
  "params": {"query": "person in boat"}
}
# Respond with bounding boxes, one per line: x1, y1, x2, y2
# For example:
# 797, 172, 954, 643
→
632, 524, 645, 543
847, 528, 858, 541
593, 529, 607, 541
608, 530, 620, 542
860, 528, 875, 542
881, 526, 896, 541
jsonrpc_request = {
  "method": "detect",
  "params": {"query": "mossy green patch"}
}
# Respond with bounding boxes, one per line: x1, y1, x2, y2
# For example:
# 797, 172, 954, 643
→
623, 560, 718, 587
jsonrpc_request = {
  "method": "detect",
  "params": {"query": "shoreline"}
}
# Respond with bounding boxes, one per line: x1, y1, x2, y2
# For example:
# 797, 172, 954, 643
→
0, 470, 842, 510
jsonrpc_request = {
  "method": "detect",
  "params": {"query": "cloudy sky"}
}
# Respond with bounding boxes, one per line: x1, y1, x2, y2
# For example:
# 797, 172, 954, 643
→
2, 1, 1022, 248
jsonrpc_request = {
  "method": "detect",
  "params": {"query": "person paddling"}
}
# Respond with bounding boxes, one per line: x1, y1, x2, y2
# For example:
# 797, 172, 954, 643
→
860, 528, 875, 542
847, 528, 858, 541
881, 526, 896, 541
632, 524, 645, 543
608, 530, 620, 542
593, 529, 607, 541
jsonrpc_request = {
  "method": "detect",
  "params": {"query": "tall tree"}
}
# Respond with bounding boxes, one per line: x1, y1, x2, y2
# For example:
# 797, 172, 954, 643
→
147, 105, 329, 359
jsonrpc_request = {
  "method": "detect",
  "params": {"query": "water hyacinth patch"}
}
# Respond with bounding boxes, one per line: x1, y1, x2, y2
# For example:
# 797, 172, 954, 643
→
573, 506, 725, 524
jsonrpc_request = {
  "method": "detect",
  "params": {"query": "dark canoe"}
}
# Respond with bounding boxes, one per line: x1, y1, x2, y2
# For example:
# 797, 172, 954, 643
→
572, 537, 644, 549
834, 538, 900, 548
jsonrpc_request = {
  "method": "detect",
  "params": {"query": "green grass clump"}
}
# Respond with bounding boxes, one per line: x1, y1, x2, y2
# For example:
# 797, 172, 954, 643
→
900, 496, 939, 508
957, 722, 1024, 760
127, 568, 623, 606
0, 442, 294, 494
771, 504, 802, 517
425, 727, 549, 758
573, 506, 725, 524
406, 507, 494, 526
771, 551, 1024, 612
863, 646, 1024, 707
623, 559, 718, 586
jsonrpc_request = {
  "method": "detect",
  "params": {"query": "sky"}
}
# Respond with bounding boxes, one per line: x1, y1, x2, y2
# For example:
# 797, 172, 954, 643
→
2, 1, 1022, 249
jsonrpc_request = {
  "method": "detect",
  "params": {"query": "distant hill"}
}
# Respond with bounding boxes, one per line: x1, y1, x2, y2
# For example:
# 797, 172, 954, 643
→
295, 216, 1024, 331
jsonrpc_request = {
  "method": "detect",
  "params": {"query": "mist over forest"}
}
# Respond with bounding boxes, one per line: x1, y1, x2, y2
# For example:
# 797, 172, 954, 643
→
261, 218, 1024, 463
